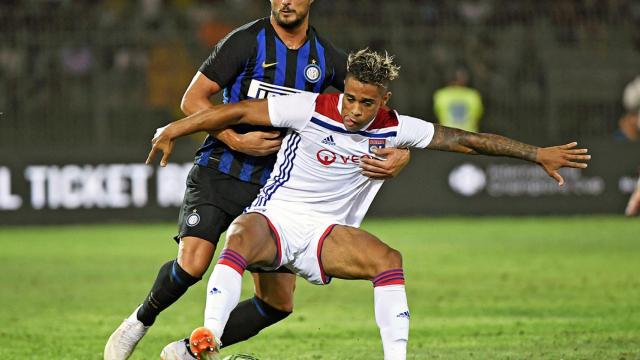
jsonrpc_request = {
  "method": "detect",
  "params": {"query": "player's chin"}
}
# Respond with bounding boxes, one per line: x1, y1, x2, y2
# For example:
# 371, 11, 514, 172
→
276, 14, 302, 27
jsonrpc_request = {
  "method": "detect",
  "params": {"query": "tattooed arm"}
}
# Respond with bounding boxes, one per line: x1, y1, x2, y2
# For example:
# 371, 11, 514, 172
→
427, 125, 538, 160
427, 125, 591, 185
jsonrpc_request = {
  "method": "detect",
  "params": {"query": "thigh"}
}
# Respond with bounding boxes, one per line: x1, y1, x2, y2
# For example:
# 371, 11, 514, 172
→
177, 165, 261, 245
320, 225, 402, 281
224, 213, 279, 267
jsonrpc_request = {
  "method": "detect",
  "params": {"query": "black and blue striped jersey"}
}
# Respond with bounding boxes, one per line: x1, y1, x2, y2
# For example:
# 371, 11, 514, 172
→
195, 17, 347, 185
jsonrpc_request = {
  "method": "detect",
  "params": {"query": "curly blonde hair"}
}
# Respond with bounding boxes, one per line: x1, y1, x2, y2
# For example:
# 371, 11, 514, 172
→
346, 48, 400, 89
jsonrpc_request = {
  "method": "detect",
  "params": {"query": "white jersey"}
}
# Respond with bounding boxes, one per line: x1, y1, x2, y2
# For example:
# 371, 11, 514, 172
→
248, 92, 435, 227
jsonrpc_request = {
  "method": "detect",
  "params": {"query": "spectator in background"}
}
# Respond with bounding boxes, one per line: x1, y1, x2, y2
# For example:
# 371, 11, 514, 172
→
434, 66, 484, 133
620, 76, 640, 216
614, 76, 640, 142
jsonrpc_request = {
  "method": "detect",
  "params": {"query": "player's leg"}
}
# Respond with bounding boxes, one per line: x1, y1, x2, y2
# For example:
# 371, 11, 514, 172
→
197, 213, 280, 350
219, 271, 295, 347
321, 225, 409, 360
162, 271, 296, 357
136, 236, 216, 326
105, 166, 232, 360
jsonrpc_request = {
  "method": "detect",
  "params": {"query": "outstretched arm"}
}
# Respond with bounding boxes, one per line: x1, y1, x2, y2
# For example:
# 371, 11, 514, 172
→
427, 125, 591, 185
182, 73, 281, 157
146, 99, 270, 166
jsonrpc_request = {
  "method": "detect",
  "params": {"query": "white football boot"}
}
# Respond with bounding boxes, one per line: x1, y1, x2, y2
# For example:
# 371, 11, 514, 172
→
104, 306, 150, 360
160, 339, 197, 360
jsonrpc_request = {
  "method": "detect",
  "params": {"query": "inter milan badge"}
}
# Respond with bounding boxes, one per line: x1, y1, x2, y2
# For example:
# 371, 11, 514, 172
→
186, 210, 200, 227
304, 63, 321, 83
369, 138, 386, 154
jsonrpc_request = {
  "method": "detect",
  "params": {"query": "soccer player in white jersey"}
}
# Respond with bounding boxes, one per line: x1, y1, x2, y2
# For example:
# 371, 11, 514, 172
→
147, 49, 591, 359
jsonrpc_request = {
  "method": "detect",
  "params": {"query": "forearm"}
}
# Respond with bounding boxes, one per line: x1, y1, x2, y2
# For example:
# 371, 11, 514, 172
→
464, 132, 539, 162
166, 103, 246, 139
428, 125, 539, 162
180, 95, 242, 146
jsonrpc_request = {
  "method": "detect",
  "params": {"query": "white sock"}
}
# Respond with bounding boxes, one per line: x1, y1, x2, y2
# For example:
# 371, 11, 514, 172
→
203, 264, 243, 340
374, 284, 410, 360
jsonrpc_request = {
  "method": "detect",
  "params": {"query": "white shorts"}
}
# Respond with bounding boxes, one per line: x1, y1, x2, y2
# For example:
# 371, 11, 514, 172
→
245, 200, 337, 285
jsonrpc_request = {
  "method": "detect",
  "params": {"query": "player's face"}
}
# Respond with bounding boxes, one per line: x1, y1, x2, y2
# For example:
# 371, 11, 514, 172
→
341, 76, 391, 132
270, 0, 313, 29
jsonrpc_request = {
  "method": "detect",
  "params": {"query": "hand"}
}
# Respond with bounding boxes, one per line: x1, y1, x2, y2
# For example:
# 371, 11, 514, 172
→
146, 125, 176, 167
536, 142, 590, 186
229, 130, 283, 156
360, 147, 411, 179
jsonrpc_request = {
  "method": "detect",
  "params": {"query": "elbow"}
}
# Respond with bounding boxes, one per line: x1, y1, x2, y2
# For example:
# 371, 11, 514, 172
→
180, 95, 193, 116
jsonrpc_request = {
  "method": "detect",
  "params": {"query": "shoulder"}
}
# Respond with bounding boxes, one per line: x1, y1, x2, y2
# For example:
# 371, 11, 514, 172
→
368, 107, 399, 130
216, 18, 265, 49
314, 93, 342, 121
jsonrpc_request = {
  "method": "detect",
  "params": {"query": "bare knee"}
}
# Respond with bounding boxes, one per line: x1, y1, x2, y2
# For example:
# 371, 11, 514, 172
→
224, 232, 251, 253
373, 247, 403, 276
224, 215, 278, 265
177, 237, 215, 277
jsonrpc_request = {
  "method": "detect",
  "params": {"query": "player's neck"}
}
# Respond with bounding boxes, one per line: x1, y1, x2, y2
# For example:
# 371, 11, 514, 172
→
270, 16, 309, 50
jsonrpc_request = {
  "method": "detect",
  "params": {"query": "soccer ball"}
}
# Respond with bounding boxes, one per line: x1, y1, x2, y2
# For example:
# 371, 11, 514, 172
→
222, 354, 260, 360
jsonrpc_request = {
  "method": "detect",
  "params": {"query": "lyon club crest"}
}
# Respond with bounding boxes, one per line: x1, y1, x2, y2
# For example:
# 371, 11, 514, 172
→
368, 139, 386, 154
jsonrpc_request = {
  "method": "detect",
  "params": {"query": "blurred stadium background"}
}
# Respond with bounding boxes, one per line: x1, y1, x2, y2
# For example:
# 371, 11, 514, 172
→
1, 1, 640, 359
1, 0, 639, 223
1, 0, 640, 223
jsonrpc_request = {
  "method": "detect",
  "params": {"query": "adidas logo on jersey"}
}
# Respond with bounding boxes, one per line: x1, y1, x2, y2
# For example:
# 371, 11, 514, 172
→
321, 135, 336, 146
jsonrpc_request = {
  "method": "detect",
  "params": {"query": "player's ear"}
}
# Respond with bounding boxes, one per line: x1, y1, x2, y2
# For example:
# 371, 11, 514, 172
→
381, 91, 392, 106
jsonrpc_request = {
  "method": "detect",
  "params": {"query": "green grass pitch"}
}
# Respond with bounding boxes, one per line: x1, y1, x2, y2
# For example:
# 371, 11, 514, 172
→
1, 217, 639, 359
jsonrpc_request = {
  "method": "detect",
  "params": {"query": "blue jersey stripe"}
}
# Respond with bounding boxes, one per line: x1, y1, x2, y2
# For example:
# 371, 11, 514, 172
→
253, 29, 266, 82
239, 156, 256, 182
218, 148, 234, 173
295, 42, 311, 89
196, 137, 217, 166
313, 40, 327, 93
258, 134, 297, 202
257, 133, 299, 206
310, 118, 398, 138
229, 62, 248, 103
265, 134, 301, 202
274, 38, 287, 86
259, 166, 272, 184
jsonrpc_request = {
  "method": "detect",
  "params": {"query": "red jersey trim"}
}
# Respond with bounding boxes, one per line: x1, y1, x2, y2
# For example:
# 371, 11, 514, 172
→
314, 94, 399, 130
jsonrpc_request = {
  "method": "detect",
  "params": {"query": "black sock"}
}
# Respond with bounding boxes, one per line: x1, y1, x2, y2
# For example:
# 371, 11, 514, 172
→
220, 295, 291, 348
136, 260, 200, 326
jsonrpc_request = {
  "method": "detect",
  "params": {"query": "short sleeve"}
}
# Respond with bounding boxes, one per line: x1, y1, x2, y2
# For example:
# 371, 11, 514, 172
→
198, 29, 255, 87
395, 115, 435, 149
268, 93, 319, 131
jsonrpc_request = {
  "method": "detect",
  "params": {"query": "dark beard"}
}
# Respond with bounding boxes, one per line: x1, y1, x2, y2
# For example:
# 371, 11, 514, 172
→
273, 10, 305, 29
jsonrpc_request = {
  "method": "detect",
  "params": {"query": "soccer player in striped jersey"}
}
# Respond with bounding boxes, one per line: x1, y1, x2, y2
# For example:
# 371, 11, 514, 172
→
104, 1, 411, 359
148, 49, 591, 359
